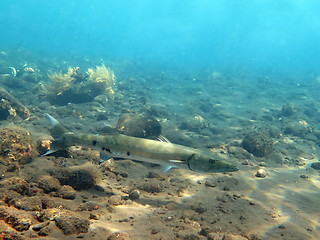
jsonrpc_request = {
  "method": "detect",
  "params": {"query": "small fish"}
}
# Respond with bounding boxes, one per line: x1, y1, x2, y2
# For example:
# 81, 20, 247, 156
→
45, 114, 238, 173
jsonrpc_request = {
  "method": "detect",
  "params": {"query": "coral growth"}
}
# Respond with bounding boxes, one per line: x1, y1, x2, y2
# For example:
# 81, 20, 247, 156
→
87, 64, 116, 100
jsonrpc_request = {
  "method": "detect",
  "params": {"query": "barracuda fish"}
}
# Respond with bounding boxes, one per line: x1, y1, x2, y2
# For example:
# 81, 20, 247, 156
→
45, 114, 238, 173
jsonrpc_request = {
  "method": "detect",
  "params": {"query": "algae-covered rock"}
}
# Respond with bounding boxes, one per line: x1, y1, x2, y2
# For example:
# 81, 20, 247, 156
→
36, 175, 61, 193
0, 177, 30, 195
0, 127, 34, 165
49, 163, 102, 190
46, 65, 116, 105
116, 113, 162, 138
0, 205, 32, 231
281, 104, 294, 117
283, 121, 312, 137
54, 210, 90, 235
242, 132, 273, 157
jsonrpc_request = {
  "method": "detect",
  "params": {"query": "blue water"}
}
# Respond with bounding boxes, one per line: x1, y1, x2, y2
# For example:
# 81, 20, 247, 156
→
1, 0, 320, 75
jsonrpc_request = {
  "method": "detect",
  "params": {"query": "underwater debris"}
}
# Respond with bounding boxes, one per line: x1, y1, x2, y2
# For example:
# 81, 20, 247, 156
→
0, 67, 17, 77
0, 87, 30, 120
0, 127, 35, 165
87, 64, 116, 100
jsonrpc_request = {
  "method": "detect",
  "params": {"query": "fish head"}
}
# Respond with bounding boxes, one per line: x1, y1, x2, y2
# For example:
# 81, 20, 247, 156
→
187, 152, 238, 173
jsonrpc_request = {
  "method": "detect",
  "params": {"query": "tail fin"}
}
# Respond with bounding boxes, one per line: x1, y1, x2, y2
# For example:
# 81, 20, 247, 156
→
45, 113, 69, 138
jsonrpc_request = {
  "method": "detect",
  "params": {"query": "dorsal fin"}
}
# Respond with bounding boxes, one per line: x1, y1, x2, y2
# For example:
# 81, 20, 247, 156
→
45, 113, 70, 138
157, 135, 171, 143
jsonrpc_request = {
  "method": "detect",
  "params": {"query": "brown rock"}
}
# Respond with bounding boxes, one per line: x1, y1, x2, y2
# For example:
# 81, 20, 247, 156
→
0, 188, 21, 202
0, 206, 32, 231
0, 127, 34, 164
37, 208, 63, 222
80, 201, 100, 211
10, 196, 42, 211
55, 185, 77, 199
54, 210, 90, 235
36, 175, 61, 193
108, 195, 122, 205
0, 177, 30, 195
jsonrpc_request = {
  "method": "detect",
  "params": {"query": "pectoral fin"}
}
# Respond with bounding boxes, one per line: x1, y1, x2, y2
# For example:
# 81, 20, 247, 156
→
160, 165, 174, 172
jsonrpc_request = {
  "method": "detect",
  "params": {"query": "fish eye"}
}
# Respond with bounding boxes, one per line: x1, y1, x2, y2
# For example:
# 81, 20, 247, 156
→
209, 159, 216, 164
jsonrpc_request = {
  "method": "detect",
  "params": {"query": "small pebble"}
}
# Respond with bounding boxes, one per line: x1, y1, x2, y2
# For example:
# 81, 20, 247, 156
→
151, 228, 160, 234
242, 160, 249, 165
255, 169, 267, 178
258, 162, 267, 167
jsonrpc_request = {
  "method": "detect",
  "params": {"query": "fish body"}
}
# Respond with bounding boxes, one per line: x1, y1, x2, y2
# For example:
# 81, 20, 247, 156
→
46, 114, 238, 173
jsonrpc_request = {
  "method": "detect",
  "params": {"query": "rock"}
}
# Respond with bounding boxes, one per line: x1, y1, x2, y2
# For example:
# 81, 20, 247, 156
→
36, 175, 61, 193
55, 185, 77, 199
138, 181, 163, 193
0, 177, 30, 195
284, 122, 311, 137
179, 118, 205, 131
108, 232, 130, 240
35, 137, 53, 155
37, 208, 63, 222
0, 127, 34, 165
108, 195, 122, 205
40, 196, 68, 209
32, 221, 50, 231
204, 180, 217, 188
79, 201, 100, 211
89, 212, 101, 220
311, 162, 320, 170
10, 196, 42, 211
0, 206, 32, 231
281, 104, 294, 116
50, 163, 102, 190
255, 169, 267, 178
128, 190, 140, 200
116, 113, 162, 138
54, 210, 90, 235
242, 132, 273, 157
223, 234, 248, 240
